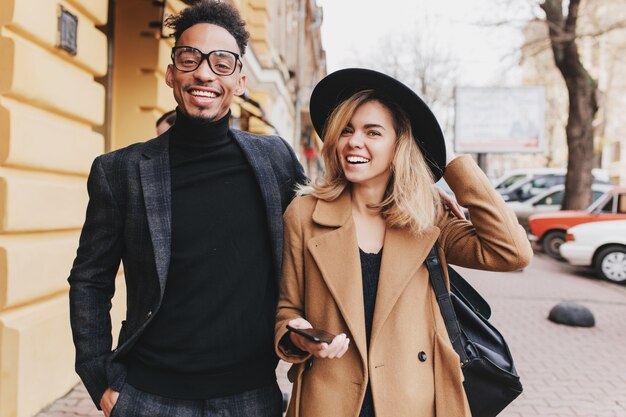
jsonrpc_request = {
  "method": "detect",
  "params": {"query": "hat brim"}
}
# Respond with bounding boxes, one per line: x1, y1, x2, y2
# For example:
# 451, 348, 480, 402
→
309, 68, 446, 181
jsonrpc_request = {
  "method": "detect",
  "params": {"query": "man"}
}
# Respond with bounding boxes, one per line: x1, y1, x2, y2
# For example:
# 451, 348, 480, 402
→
155, 109, 176, 135
68, 1, 305, 416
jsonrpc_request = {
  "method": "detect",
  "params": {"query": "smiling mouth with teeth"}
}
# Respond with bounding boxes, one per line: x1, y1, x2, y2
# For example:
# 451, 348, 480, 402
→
190, 90, 218, 98
346, 156, 370, 164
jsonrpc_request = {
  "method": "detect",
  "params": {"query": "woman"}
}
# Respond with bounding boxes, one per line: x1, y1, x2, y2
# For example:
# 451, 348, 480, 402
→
274, 68, 532, 417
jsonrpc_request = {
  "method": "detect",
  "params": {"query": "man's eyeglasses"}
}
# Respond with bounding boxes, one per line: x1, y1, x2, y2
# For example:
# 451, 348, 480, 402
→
171, 46, 242, 76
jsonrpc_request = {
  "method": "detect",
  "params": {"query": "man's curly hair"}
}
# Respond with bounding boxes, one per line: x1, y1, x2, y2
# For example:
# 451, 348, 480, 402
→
165, 0, 250, 55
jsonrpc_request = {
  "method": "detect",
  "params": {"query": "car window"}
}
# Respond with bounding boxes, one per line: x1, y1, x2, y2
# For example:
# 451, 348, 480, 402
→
531, 175, 565, 189
587, 191, 608, 212
499, 174, 527, 189
544, 176, 564, 187
536, 190, 564, 206
530, 177, 548, 188
515, 181, 535, 201
519, 182, 532, 194
519, 175, 563, 201
598, 196, 614, 213
618, 194, 626, 214
591, 190, 605, 201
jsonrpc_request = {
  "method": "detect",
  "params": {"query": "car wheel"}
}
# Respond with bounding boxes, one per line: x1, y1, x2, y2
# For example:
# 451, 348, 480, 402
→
594, 246, 626, 284
542, 230, 566, 259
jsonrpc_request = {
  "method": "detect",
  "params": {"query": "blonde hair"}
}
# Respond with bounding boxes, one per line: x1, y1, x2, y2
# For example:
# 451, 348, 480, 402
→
301, 90, 441, 234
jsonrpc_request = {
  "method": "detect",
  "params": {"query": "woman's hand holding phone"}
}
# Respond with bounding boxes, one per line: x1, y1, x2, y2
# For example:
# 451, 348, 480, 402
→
287, 318, 350, 359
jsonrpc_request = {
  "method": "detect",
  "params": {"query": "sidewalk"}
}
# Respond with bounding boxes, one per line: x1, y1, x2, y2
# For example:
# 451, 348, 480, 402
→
475, 253, 626, 417
37, 252, 626, 416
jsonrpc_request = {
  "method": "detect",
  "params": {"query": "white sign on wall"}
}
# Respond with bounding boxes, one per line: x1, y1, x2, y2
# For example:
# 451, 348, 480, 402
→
454, 86, 545, 153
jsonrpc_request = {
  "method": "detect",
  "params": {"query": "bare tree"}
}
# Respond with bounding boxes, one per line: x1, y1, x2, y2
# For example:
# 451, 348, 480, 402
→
490, 0, 626, 207
354, 19, 458, 137
540, 0, 599, 209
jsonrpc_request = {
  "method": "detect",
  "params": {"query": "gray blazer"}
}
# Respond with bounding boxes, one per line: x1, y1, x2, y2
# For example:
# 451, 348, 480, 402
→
68, 129, 306, 406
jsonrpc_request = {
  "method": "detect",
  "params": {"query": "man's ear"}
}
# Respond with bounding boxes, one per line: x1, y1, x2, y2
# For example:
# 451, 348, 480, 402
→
165, 64, 174, 88
234, 73, 247, 96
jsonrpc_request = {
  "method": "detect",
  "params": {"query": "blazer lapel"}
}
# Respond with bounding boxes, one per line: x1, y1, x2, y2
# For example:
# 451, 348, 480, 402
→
307, 192, 368, 364
231, 130, 283, 275
139, 134, 172, 296
370, 224, 440, 345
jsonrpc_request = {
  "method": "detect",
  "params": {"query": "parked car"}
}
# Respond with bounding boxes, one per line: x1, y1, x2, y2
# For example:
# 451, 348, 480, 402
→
527, 187, 626, 258
500, 173, 611, 203
560, 220, 626, 284
493, 167, 609, 194
492, 168, 566, 191
507, 183, 612, 231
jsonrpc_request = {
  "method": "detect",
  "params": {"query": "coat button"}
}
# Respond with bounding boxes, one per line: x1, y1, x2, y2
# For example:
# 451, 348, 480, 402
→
146, 310, 152, 319
418, 351, 427, 362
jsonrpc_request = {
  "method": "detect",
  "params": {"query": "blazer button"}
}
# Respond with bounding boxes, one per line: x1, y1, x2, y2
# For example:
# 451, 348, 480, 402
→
146, 310, 152, 320
418, 351, 427, 362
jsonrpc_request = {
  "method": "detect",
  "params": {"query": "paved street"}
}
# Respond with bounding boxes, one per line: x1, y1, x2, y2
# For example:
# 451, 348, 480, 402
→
37, 251, 626, 417
473, 252, 626, 417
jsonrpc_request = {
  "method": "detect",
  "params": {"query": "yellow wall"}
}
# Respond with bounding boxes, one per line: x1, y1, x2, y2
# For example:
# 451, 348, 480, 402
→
110, 0, 178, 150
245, 0, 271, 63
0, 1, 125, 416
0, 0, 187, 414
0, 0, 315, 415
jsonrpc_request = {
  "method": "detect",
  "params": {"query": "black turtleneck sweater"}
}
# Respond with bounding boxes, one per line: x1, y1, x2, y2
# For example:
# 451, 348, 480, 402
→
126, 110, 277, 399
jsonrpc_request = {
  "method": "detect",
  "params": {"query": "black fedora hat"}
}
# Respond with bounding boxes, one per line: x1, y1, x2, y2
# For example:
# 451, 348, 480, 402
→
309, 68, 446, 181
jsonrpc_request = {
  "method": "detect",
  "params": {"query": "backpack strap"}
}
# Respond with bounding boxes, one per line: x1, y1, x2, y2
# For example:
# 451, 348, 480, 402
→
425, 246, 468, 364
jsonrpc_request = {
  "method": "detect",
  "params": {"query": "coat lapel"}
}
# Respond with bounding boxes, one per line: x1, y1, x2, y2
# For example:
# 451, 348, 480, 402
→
231, 130, 283, 275
306, 191, 368, 363
370, 223, 440, 346
139, 134, 172, 296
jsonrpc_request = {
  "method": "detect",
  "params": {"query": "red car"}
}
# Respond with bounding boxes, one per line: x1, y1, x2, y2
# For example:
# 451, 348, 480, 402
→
528, 187, 626, 258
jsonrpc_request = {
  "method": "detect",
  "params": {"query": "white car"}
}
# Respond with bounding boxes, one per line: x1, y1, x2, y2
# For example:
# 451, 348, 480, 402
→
560, 220, 626, 284
507, 184, 612, 230
493, 168, 566, 191
493, 167, 610, 192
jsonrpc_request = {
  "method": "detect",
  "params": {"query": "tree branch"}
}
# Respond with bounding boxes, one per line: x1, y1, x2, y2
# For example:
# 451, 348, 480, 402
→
579, 18, 626, 38
564, 0, 580, 35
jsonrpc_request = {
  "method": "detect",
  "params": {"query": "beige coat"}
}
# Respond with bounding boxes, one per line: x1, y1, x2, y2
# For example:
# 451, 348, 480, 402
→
275, 156, 533, 417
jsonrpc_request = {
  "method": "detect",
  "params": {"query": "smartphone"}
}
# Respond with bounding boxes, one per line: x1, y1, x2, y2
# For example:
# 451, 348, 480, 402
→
286, 325, 336, 344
